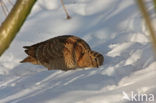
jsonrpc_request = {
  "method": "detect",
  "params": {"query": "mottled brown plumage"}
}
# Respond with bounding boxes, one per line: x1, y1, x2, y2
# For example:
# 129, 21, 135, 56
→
21, 35, 104, 71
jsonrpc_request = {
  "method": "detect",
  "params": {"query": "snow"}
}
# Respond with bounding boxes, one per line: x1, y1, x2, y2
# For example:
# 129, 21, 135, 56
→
0, 0, 156, 103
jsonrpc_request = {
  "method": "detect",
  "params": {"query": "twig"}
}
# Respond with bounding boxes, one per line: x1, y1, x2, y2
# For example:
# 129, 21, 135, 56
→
137, 0, 156, 55
0, 0, 37, 56
60, 0, 71, 19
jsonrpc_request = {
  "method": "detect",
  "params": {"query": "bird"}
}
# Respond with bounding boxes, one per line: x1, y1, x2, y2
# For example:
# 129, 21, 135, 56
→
20, 35, 104, 71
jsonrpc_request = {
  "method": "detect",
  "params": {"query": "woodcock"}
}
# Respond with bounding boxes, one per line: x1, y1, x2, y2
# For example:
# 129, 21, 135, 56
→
21, 35, 104, 71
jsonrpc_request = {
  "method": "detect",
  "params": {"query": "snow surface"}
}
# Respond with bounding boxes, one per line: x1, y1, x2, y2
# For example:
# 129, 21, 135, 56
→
0, 0, 156, 103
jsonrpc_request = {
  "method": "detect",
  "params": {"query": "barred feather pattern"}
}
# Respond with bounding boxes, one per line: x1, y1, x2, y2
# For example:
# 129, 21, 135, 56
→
21, 35, 104, 71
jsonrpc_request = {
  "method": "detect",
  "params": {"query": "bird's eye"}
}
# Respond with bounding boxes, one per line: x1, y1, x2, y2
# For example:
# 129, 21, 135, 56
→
95, 58, 99, 68
95, 58, 97, 63
81, 52, 85, 56
79, 52, 85, 59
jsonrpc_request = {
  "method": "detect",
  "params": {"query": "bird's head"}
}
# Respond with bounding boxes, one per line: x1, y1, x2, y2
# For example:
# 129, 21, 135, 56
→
78, 50, 104, 68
